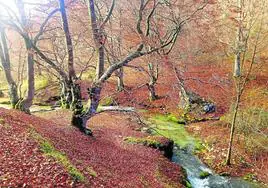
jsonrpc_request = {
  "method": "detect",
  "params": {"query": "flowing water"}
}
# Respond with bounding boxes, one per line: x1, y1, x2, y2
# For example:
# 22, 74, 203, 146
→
172, 145, 258, 188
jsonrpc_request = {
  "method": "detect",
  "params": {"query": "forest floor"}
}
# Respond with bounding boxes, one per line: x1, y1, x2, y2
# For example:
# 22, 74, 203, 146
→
0, 107, 185, 187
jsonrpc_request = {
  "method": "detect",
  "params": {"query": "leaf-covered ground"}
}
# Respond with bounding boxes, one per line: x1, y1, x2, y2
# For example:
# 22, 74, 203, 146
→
0, 109, 80, 187
0, 107, 185, 187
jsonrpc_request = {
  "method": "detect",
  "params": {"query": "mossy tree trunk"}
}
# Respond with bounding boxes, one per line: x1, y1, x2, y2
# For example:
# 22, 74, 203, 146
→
60, 80, 82, 110
60, 81, 72, 109
71, 84, 101, 135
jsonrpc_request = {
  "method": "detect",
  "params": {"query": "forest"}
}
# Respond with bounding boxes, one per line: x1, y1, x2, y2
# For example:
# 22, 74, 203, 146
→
0, 0, 267, 187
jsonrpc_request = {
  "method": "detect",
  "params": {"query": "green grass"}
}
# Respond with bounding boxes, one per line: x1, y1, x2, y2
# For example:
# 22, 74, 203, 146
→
30, 129, 85, 181
148, 114, 202, 149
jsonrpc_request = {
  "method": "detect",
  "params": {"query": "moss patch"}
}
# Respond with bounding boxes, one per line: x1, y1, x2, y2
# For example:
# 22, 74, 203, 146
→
30, 129, 85, 181
199, 171, 211, 179
100, 96, 115, 106
148, 114, 202, 150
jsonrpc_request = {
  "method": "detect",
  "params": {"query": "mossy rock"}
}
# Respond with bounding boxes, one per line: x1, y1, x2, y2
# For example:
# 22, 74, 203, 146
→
124, 136, 163, 148
181, 168, 192, 188
199, 171, 211, 179
124, 136, 174, 158
243, 173, 257, 182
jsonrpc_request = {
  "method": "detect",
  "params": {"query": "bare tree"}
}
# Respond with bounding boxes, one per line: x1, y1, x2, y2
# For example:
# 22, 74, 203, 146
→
71, 0, 209, 135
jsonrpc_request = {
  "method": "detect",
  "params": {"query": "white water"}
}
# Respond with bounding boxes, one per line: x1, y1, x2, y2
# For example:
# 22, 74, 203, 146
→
172, 146, 257, 188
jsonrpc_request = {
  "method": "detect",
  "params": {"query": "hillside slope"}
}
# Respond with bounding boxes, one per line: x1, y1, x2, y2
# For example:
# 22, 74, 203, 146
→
0, 108, 185, 187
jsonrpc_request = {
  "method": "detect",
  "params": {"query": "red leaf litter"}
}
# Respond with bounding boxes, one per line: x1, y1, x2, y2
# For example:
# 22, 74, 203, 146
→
0, 108, 185, 187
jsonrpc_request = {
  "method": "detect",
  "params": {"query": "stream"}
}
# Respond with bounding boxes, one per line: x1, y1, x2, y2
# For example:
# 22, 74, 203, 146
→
172, 145, 258, 188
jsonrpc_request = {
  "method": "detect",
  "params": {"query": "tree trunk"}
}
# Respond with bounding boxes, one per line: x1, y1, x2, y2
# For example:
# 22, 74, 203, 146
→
97, 45, 105, 79
233, 52, 241, 77
59, 0, 76, 80
117, 67, 124, 91
60, 81, 71, 108
147, 63, 158, 101
226, 0, 243, 164
226, 88, 241, 165
88, 0, 105, 79
175, 71, 191, 109
70, 82, 82, 110
71, 0, 105, 135
147, 82, 157, 101
71, 84, 101, 135
59, 0, 82, 110
0, 27, 19, 108
14, 0, 35, 113
233, 0, 242, 78
19, 39, 35, 113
